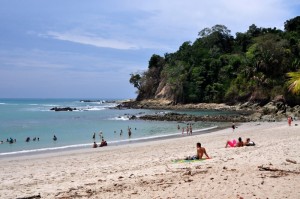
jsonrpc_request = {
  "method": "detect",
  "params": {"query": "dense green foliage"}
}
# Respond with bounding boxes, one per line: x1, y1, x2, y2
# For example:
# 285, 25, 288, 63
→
287, 71, 300, 95
130, 16, 300, 105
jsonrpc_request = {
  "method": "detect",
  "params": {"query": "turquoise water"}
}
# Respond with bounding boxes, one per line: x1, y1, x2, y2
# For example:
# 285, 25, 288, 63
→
0, 99, 227, 156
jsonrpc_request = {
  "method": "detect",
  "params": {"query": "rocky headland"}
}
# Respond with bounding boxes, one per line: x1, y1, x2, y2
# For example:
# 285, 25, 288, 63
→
119, 99, 300, 122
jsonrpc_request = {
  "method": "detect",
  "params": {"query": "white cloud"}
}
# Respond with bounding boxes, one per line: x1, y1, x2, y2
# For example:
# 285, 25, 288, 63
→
46, 31, 138, 50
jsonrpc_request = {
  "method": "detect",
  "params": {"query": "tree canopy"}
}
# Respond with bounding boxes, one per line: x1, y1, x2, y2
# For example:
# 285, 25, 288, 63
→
130, 16, 300, 105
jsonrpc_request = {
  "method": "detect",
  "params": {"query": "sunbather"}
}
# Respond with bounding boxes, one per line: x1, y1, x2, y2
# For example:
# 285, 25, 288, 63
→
225, 137, 244, 148
244, 138, 255, 146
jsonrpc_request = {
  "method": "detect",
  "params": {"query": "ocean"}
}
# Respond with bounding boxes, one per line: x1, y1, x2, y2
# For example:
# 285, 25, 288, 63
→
0, 98, 231, 157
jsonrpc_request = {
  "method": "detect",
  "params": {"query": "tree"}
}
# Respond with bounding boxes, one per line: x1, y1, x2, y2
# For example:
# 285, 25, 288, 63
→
129, 73, 142, 90
284, 16, 300, 32
287, 70, 300, 95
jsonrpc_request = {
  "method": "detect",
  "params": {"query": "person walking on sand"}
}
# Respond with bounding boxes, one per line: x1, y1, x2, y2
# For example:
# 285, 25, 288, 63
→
232, 122, 236, 132
288, 116, 292, 126
189, 124, 192, 135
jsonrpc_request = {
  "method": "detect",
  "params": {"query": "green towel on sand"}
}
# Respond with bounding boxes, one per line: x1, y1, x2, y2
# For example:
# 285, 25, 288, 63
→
172, 158, 209, 163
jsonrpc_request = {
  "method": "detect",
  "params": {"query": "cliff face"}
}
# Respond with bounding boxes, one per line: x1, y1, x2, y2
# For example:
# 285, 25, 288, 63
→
154, 81, 174, 101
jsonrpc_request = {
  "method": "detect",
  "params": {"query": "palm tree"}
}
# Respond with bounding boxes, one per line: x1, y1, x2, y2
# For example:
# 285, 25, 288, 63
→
287, 70, 300, 95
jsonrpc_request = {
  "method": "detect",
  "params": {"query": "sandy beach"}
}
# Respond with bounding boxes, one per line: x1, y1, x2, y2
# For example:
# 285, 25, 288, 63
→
1, 121, 299, 199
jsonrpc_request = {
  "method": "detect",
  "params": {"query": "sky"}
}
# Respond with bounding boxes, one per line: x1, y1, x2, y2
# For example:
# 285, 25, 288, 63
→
0, 0, 299, 99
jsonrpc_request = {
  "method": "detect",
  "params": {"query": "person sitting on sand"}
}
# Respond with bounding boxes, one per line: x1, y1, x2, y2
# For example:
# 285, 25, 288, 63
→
244, 138, 255, 146
225, 137, 244, 148
186, 142, 210, 160
196, 142, 210, 159
93, 142, 98, 148
99, 138, 107, 147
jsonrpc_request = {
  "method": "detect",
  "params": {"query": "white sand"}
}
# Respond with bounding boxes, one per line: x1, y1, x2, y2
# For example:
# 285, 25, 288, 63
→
0, 122, 299, 199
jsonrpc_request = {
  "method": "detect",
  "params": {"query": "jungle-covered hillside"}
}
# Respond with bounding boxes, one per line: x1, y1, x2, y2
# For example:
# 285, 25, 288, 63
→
130, 16, 300, 106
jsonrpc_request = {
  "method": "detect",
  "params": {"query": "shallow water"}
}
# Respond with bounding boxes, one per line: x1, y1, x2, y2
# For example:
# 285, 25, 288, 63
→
0, 98, 230, 156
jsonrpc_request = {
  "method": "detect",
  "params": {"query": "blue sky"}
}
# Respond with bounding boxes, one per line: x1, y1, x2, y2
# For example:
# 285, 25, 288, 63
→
0, 0, 299, 99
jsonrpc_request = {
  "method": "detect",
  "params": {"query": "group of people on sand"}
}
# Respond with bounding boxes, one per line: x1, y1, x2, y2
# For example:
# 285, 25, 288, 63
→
92, 131, 108, 148
186, 137, 256, 160
225, 137, 255, 148
93, 139, 107, 148
92, 127, 136, 148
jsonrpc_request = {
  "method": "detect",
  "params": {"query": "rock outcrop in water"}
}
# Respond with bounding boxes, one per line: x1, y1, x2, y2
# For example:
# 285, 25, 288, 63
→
118, 99, 300, 122
138, 112, 251, 122
50, 107, 77, 111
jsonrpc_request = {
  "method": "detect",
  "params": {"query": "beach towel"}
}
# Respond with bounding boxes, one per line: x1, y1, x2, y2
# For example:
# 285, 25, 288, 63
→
227, 139, 237, 147
172, 158, 210, 163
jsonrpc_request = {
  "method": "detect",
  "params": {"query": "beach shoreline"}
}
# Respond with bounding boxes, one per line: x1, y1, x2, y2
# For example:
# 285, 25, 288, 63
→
1, 121, 299, 199
0, 125, 226, 160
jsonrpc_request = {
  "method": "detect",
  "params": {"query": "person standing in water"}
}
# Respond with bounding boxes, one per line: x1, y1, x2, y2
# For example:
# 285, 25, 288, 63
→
128, 127, 132, 137
186, 125, 189, 135
189, 124, 192, 135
